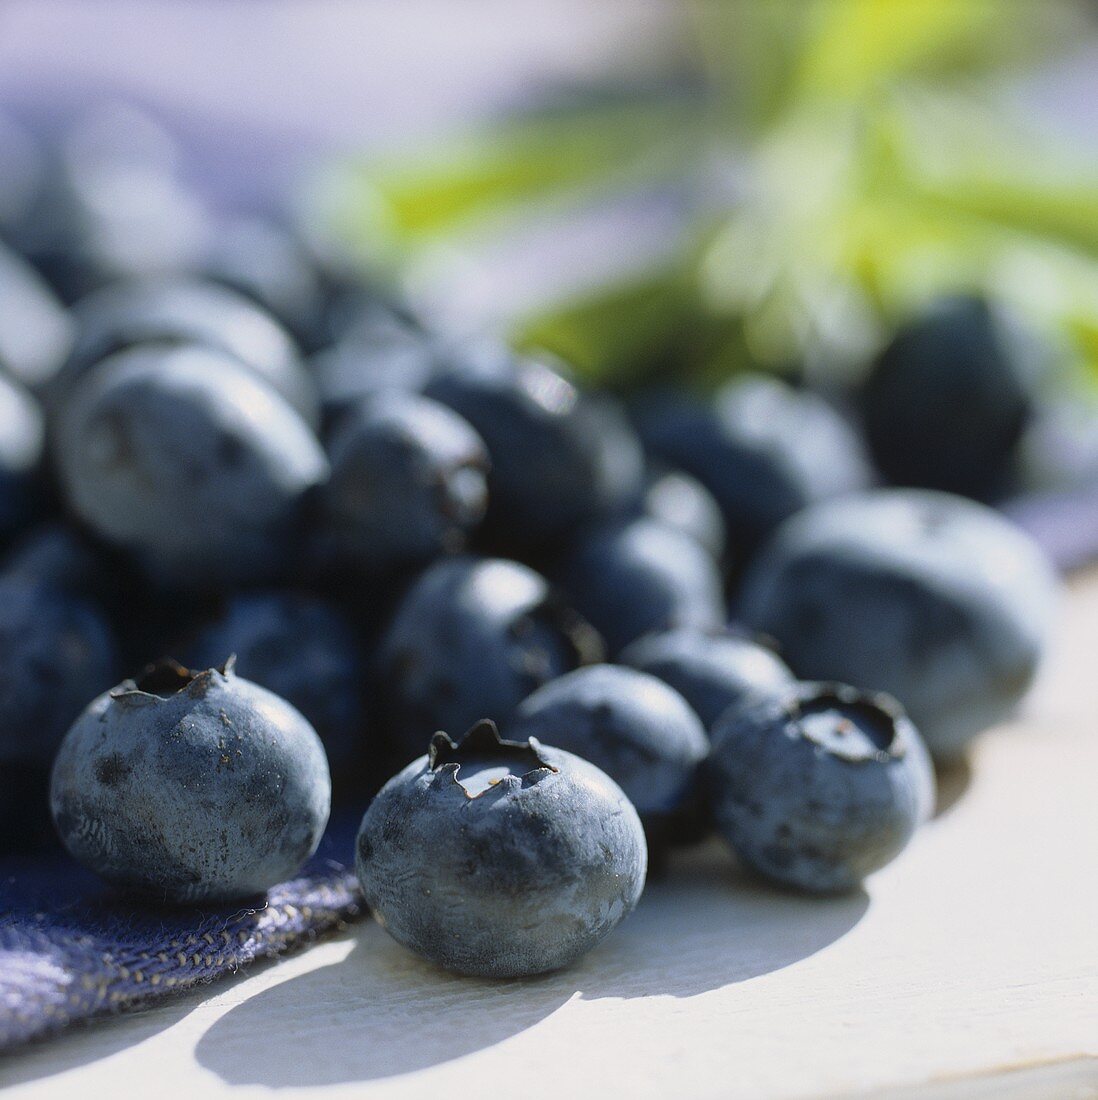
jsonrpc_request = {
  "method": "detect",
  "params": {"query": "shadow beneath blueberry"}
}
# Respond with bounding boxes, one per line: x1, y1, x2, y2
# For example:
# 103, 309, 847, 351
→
0, 990, 205, 1089
195, 841, 868, 1087
932, 755, 972, 819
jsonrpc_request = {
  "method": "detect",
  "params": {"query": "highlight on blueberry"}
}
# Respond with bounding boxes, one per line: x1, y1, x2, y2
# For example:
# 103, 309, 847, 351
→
55, 344, 328, 585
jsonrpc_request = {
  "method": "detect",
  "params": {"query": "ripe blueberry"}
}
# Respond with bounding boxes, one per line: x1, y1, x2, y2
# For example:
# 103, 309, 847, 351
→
356, 719, 646, 977
706, 681, 935, 892
51, 659, 331, 904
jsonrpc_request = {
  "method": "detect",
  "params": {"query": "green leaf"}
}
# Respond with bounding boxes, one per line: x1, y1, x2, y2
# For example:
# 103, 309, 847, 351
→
324, 95, 702, 263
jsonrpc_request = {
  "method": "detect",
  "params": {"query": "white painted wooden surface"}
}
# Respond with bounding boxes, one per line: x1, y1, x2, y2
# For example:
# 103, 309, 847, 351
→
3, 574, 1097, 1099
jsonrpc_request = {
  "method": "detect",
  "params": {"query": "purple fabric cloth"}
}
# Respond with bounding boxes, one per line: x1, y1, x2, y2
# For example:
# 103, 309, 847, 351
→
0, 820, 363, 1051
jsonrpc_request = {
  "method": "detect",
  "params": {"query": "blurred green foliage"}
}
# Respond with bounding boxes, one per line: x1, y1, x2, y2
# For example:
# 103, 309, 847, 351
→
325, 0, 1098, 389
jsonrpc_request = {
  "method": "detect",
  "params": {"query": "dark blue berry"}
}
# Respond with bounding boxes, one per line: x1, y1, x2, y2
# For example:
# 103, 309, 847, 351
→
356, 719, 646, 976
559, 517, 724, 656
0, 574, 116, 771
0, 240, 73, 390
511, 665, 707, 817
738, 489, 1058, 758
860, 296, 1037, 500
620, 627, 794, 733
202, 217, 325, 350
0, 371, 45, 540
706, 681, 935, 892
425, 350, 643, 545
376, 556, 600, 758
181, 591, 367, 772
55, 277, 318, 426
50, 659, 331, 904
322, 391, 488, 574
637, 466, 726, 563
636, 374, 870, 554
56, 345, 328, 586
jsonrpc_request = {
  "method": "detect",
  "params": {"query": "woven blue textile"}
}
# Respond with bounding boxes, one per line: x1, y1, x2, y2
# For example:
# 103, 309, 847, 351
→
0, 817, 363, 1051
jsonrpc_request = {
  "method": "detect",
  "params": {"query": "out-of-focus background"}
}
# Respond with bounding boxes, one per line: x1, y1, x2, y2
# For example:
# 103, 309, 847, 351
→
5, 0, 1098, 549
3, 0, 1096, 354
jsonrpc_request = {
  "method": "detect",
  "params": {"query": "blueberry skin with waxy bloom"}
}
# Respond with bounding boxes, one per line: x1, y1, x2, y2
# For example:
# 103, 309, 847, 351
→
322, 391, 488, 574
425, 350, 643, 545
0, 370, 45, 540
511, 665, 708, 817
636, 374, 871, 555
375, 556, 600, 758
620, 628, 794, 733
559, 517, 725, 656
0, 575, 117, 769
737, 489, 1058, 759
310, 310, 440, 427
53, 277, 318, 426
636, 467, 726, 563
0, 240, 74, 391
182, 590, 367, 771
706, 682, 935, 893
50, 660, 331, 905
56, 345, 329, 586
356, 720, 647, 978
860, 296, 1037, 501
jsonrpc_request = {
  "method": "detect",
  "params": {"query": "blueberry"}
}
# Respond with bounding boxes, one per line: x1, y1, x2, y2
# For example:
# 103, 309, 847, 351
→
0, 371, 45, 540
375, 556, 600, 758
1, 521, 107, 595
511, 665, 707, 817
50, 659, 331, 904
54, 277, 318, 426
707, 682, 935, 892
637, 467, 725, 562
181, 591, 367, 772
738, 489, 1058, 758
559, 517, 724, 656
56, 345, 329, 586
636, 374, 870, 554
356, 719, 646, 977
0, 761, 57, 855
0, 112, 44, 239
322, 391, 488, 574
425, 351, 643, 545
860, 297, 1038, 500
203, 217, 326, 350
10, 104, 209, 303
310, 309, 439, 427
0, 240, 74, 390
620, 627, 794, 733
0, 574, 117, 770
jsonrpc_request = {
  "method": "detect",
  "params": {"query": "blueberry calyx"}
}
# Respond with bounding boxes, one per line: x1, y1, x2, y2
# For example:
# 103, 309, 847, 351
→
111, 655, 237, 704
428, 719, 558, 799
784, 682, 908, 764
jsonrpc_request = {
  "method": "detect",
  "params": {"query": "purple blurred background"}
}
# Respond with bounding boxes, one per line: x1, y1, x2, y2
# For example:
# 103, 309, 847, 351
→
0, 1, 680, 209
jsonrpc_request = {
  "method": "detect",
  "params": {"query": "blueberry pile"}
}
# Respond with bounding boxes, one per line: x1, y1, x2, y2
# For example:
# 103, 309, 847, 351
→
0, 109, 1061, 979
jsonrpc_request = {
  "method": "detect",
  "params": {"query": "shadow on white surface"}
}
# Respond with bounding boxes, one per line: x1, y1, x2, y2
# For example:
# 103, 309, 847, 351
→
932, 757, 972, 820
195, 843, 868, 1086
0, 987, 205, 1090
